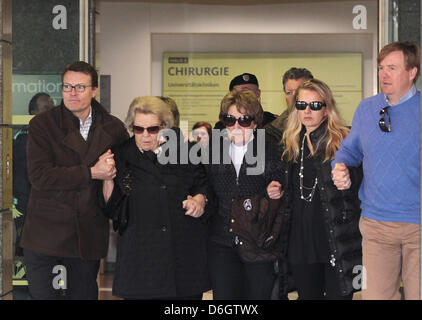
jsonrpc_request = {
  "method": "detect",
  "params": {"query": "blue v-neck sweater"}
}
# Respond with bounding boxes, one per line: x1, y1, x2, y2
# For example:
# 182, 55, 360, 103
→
333, 92, 420, 224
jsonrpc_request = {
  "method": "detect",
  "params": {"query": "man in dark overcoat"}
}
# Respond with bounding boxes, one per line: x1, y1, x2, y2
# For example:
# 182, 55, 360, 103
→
21, 61, 129, 300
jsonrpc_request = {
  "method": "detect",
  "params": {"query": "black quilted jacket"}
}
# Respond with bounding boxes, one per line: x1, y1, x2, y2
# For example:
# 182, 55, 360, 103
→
279, 123, 363, 297
206, 133, 283, 250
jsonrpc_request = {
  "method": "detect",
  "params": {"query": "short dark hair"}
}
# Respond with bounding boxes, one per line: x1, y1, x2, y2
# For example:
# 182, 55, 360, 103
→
282, 67, 314, 91
28, 92, 51, 115
219, 90, 264, 128
378, 41, 420, 83
61, 61, 98, 87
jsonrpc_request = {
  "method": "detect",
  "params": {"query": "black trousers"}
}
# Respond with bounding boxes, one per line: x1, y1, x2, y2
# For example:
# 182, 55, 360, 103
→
24, 249, 100, 300
208, 241, 275, 300
290, 262, 353, 300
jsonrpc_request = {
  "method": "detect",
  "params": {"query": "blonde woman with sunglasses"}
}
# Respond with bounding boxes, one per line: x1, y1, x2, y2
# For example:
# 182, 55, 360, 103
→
276, 79, 362, 300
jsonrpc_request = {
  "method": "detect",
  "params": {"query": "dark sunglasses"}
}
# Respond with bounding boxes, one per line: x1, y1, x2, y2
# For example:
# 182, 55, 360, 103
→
295, 101, 327, 111
132, 125, 161, 134
379, 106, 391, 132
223, 114, 254, 127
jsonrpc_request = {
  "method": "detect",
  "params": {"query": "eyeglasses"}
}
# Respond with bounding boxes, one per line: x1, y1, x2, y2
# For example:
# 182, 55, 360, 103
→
62, 84, 92, 93
295, 101, 327, 111
132, 125, 161, 134
223, 114, 254, 127
379, 106, 391, 132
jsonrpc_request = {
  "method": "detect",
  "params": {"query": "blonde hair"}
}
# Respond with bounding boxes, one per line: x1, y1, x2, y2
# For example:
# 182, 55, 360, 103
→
125, 96, 174, 134
282, 79, 349, 162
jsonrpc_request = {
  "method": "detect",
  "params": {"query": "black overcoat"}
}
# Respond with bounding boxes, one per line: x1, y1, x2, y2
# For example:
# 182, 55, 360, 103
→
108, 133, 210, 299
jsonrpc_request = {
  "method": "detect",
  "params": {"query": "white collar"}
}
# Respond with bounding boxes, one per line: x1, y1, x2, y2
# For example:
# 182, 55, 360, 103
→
79, 106, 92, 125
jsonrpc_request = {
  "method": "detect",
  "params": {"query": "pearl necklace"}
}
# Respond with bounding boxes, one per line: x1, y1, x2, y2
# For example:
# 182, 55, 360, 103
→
299, 133, 318, 202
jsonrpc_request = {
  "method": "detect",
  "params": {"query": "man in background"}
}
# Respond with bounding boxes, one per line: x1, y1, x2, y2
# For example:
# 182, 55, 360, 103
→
265, 67, 313, 145
12, 93, 55, 298
13, 92, 55, 257
214, 72, 276, 129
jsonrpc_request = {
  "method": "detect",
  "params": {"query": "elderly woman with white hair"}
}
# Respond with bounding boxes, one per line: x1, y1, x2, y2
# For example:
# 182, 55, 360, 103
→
102, 96, 210, 300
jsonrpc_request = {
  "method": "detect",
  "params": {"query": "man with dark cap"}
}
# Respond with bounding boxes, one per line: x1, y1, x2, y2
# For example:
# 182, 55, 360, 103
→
229, 72, 261, 95
214, 73, 276, 129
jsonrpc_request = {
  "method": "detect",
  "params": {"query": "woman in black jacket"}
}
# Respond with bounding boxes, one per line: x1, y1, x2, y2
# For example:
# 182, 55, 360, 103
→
102, 96, 210, 300
276, 79, 362, 300
206, 91, 284, 300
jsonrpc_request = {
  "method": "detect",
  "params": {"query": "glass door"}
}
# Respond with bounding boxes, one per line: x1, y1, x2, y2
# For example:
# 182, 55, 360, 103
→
7, 0, 94, 299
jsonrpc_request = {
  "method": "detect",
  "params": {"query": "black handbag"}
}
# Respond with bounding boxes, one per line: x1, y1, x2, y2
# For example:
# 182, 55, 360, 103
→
231, 194, 282, 248
112, 168, 132, 235
230, 194, 282, 263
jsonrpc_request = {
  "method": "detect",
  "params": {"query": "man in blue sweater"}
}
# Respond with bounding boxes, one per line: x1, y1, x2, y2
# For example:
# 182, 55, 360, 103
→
331, 42, 420, 300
